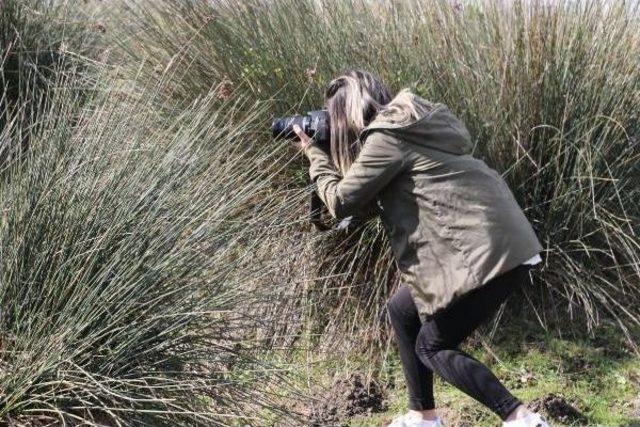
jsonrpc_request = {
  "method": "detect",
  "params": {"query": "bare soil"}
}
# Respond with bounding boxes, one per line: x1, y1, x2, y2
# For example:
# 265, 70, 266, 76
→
308, 373, 387, 426
529, 393, 587, 425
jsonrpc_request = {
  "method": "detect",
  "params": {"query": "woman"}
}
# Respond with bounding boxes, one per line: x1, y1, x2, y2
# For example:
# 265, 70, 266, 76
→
292, 69, 551, 427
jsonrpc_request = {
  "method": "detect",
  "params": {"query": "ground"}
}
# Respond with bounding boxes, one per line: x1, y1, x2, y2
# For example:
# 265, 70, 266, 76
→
262, 304, 640, 427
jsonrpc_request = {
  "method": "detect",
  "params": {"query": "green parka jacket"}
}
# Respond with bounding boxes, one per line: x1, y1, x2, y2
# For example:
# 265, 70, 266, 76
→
303, 95, 543, 322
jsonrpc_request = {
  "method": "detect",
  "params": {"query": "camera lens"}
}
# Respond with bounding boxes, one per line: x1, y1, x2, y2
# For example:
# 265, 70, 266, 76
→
271, 117, 287, 139
271, 115, 305, 140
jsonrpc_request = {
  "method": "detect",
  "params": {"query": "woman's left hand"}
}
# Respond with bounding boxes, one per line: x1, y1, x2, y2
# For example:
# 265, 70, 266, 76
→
292, 124, 313, 151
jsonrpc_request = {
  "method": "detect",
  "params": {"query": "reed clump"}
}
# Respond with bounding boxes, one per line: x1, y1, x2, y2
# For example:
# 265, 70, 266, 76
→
1, 0, 639, 423
0, 0, 106, 134
0, 72, 295, 424
113, 0, 640, 354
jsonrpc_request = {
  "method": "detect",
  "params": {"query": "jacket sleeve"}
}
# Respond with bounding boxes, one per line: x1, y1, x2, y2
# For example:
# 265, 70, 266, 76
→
303, 132, 407, 220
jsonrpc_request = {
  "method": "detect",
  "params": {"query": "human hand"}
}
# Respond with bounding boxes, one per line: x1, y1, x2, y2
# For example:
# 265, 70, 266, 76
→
292, 124, 313, 151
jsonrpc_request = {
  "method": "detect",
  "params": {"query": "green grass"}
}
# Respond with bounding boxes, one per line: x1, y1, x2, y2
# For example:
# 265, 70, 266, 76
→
267, 308, 640, 426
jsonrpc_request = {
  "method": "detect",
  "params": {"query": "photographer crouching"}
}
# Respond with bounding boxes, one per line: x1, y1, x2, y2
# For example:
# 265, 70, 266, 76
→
275, 69, 549, 427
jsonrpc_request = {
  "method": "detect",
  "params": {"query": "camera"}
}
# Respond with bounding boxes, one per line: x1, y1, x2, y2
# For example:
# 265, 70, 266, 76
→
271, 109, 332, 231
271, 109, 330, 149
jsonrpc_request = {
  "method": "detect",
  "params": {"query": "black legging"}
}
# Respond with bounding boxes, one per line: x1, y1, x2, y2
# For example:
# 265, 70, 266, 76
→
387, 264, 532, 421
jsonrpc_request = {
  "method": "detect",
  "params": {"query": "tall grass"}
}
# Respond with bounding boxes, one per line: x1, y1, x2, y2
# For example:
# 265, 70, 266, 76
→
0, 0, 105, 131
112, 0, 640, 357
1, 0, 639, 423
0, 71, 297, 424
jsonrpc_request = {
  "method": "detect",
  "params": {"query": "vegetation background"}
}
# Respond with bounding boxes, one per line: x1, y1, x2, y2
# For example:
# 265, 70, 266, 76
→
0, 0, 638, 425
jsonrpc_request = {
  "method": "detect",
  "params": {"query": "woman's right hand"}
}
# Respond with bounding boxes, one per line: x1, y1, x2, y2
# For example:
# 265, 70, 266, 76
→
292, 124, 313, 151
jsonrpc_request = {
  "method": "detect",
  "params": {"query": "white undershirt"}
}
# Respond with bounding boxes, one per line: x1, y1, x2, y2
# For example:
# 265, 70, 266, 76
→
522, 253, 542, 265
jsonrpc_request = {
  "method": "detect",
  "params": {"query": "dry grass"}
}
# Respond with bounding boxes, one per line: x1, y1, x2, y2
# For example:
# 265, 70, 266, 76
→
1, 0, 639, 424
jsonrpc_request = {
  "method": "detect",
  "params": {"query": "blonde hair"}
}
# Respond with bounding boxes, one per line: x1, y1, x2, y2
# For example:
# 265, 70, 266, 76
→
324, 70, 432, 175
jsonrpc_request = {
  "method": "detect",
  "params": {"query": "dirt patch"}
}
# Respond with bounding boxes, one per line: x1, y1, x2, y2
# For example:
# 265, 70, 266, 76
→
308, 373, 387, 426
529, 393, 587, 424
623, 396, 640, 425
629, 370, 640, 388
563, 354, 594, 373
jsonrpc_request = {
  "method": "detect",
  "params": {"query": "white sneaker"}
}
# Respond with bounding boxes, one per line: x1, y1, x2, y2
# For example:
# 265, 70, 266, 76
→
387, 413, 444, 427
502, 412, 552, 427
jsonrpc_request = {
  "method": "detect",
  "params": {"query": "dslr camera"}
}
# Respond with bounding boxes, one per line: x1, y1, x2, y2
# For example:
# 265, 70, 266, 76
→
272, 109, 334, 231
271, 110, 330, 150
271, 109, 369, 232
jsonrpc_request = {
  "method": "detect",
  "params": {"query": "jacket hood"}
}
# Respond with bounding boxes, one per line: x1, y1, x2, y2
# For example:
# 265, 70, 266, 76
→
359, 94, 473, 156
